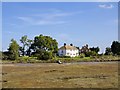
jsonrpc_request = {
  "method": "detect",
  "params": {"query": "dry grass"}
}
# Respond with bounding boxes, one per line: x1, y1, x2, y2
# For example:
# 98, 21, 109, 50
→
2, 62, 119, 88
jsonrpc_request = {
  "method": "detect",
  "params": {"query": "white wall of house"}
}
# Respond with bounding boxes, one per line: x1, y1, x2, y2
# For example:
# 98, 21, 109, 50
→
58, 49, 79, 57
66, 49, 79, 57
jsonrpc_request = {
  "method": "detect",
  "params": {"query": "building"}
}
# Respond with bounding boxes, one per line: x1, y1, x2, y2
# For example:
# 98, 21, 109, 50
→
58, 44, 79, 57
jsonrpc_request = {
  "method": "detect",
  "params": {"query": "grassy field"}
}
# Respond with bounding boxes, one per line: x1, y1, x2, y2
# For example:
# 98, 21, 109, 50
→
2, 62, 119, 88
2, 55, 120, 64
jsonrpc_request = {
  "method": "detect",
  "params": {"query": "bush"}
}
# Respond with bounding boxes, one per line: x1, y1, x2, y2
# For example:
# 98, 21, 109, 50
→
2, 54, 8, 60
59, 56, 71, 58
37, 51, 53, 60
85, 51, 97, 57
79, 53, 85, 58
17, 56, 38, 63
2, 51, 14, 60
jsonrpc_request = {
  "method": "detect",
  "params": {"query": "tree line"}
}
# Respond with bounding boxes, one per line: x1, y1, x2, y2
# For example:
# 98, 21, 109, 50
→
1, 34, 120, 60
2, 34, 58, 60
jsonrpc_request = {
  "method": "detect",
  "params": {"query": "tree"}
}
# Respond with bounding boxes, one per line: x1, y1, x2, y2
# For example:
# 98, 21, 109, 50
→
26, 39, 33, 56
105, 47, 112, 55
8, 39, 19, 60
90, 47, 100, 54
80, 44, 90, 54
31, 34, 58, 60
0, 51, 2, 60
111, 41, 120, 55
37, 51, 52, 60
2, 51, 9, 60
75, 46, 80, 55
20, 35, 28, 56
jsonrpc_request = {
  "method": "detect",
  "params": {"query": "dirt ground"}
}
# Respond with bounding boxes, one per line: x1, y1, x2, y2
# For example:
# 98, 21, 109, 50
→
2, 62, 119, 88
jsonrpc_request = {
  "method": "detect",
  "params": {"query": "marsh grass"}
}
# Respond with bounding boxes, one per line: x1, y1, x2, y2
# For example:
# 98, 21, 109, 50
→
2, 55, 120, 64
2, 62, 119, 88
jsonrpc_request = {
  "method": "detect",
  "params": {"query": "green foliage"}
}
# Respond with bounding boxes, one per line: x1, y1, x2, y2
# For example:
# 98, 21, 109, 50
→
17, 56, 38, 63
90, 47, 100, 54
111, 41, 120, 55
31, 34, 58, 60
20, 35, 28, 56
79, 53, 85, 58
0, 51, 2, 60
59, 56, 71, 58
37, 51, 53, 60
2, 51, 9, 60
18, 56, 29, 62
20, 35, 33, 56
85, 51, 97, 57
105, 47, 112, 55
31, 34, 58, 52
26, 39, 33, 56
8, 39, 19, 60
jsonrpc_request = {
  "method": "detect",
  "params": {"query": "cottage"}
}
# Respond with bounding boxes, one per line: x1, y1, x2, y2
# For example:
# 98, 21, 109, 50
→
58, 44, 79, 57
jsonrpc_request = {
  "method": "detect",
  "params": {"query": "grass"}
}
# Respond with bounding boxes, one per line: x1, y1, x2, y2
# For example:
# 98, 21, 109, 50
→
2, 55, 120, 64
2, 62, 119, 88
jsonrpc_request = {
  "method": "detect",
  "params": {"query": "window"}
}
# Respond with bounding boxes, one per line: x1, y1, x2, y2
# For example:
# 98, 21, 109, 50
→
61, 50, 63, 53
67, 53, 69, 55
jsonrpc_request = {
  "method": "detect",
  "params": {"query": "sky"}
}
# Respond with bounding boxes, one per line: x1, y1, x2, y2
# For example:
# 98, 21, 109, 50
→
2, 2, 118, 53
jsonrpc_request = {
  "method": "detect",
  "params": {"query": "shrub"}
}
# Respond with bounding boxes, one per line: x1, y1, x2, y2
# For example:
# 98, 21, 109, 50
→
79, 53, 85, 58
85, 51, 97, 57
2, 51, 14, 60
2, 53, 8, 60
37, 51, 52, 60
59, 56, 71, 58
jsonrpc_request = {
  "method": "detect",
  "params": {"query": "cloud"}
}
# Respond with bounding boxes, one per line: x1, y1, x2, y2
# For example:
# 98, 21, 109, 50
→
17, 16, 66, 25
3, 30, 23, 35
17, 17, 33, 23
32, 11, 82, 22
17, 11, 82, 26
57, 33, 69, 40
35, 20, 66, 25
98, 4, 114, 9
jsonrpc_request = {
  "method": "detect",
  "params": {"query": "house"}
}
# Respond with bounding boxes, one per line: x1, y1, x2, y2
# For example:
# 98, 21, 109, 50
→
58, 44, 79, 57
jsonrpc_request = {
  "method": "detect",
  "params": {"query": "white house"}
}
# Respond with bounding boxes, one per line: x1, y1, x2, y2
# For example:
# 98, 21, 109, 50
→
58, 44, 79, 57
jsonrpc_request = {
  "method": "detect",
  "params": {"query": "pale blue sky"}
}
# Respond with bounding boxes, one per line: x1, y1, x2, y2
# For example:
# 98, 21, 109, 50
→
2, 2, 118, 53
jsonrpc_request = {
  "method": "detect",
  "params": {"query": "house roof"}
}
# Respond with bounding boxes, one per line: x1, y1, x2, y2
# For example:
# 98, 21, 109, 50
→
59, 45, 78, 50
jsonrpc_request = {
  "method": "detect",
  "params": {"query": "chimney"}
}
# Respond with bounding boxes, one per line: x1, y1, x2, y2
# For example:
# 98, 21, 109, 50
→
70, 43, 73, 46
64, 43, 66, 46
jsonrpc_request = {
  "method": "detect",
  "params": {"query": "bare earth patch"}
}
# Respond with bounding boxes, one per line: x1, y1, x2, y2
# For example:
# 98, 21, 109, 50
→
2, 62, 119, 88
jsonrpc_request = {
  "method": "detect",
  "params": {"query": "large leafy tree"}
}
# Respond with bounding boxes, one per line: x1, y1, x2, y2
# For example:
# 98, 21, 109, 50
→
31, 34, 58, 60
111, 41, 120, 55
8, 39, 19, 60
20, 35, 28, 56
